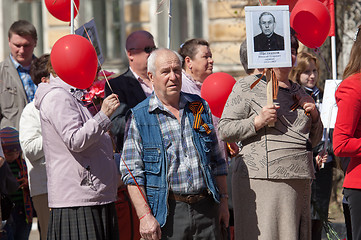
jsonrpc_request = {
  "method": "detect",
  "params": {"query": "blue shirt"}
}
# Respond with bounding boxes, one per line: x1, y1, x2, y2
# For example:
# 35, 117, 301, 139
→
10, 55, 37, 102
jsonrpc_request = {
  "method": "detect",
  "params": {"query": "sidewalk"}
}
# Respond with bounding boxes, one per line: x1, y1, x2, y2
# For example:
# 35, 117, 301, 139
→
322, 221, 347, 240
29, 218, 347, 240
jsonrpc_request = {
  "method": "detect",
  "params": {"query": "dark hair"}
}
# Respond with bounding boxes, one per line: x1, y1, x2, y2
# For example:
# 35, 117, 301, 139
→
343, 25, 361, 79
290, 28, 299, 54
30, 54, 50, 86
8, 20, 37, 41
178, 38, 209, 68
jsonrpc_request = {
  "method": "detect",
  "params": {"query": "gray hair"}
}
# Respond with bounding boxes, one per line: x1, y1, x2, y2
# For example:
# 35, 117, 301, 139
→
259, 12, 275, 26
239, 40, 251, 74
147, 48, 183, 75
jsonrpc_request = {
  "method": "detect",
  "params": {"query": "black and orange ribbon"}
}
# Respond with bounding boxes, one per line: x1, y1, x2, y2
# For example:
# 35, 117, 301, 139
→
188, 101, 212, 135
290, 94, 311, 116
250, 69, 279, 100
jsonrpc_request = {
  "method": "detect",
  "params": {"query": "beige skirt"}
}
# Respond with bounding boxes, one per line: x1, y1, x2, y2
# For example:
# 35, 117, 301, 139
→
232, 176, 311, 240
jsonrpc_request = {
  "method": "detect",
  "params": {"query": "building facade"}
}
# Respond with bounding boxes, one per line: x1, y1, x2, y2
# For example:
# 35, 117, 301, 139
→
0, 0, 355, 80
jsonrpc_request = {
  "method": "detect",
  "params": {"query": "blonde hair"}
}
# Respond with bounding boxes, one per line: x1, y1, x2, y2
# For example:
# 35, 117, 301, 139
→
289, 52, 319, 86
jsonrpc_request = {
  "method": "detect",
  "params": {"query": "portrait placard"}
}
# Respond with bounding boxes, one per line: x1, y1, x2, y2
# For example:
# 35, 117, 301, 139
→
245, 5, 291, 69
320, 79, 342, 129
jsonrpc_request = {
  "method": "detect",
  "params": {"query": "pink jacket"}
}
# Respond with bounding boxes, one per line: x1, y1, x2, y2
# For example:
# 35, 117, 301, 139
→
34, 75, 118, 208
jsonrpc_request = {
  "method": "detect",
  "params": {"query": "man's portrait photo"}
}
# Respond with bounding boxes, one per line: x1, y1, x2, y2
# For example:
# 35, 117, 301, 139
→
245, 5, 291, 69
254, 11, 285, 52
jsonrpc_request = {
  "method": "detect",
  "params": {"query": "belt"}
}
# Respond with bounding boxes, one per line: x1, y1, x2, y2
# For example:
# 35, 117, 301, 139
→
168, 190, 210, 204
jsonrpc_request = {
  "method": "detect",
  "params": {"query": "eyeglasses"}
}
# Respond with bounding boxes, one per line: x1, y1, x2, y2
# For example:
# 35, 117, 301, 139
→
129, 46, 157, 53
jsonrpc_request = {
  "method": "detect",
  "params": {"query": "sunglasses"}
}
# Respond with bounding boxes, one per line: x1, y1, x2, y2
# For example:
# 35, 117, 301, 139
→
129, 46, 157, 53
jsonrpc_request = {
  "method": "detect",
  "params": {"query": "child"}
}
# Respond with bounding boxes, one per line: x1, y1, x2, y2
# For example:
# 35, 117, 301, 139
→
0, 127, 32, 240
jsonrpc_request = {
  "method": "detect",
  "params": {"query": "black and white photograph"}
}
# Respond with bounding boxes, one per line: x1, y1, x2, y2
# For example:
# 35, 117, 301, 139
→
245, 5, 291, 69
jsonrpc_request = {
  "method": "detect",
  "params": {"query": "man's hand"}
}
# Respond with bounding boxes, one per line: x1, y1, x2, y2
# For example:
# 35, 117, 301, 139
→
139, 213, 162, 240
100, 94, 120, 118
219, 198, 230, 228
254, 104, 280, 131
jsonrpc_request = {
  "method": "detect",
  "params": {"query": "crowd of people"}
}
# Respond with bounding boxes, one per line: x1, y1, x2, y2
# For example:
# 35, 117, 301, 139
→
0, 16, 359, 240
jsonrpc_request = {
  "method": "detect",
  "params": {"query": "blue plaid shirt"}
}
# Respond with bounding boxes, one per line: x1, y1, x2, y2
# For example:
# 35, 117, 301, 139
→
10, 55, 37, 102
120, 92, 227, 194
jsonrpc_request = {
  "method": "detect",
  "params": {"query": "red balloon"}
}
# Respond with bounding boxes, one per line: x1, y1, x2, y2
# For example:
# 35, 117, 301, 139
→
290, 0, 331, 48
45, 0, 80, 22
51, 35, 97, 89
201, 72, 236, 118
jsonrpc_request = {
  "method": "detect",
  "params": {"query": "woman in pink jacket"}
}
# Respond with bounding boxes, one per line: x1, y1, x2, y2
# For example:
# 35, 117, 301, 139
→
34, 68, 120, 239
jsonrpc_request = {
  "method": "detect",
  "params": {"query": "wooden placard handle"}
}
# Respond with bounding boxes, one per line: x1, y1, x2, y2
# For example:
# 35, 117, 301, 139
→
266, 69, 275, 127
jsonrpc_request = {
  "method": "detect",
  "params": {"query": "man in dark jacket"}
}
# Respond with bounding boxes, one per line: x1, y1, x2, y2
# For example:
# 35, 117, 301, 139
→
104, 30, 156, 153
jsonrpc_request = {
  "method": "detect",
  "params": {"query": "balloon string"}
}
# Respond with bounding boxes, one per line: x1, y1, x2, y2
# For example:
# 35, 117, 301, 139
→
72, 0, 79, 18
156, 0, 167, 15
120, 154, 151, 212
80, 25, 147, 210
81, 25, 147, 212
81, 25, 117, 101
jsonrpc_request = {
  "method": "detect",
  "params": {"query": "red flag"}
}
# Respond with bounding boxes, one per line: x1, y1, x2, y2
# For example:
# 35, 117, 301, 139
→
276, 0, 298, 12
319, 0, 335, 36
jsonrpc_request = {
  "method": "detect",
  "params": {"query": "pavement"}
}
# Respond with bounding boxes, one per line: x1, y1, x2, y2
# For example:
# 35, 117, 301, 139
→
322, 221, 348, 240
28, 218, 347, 240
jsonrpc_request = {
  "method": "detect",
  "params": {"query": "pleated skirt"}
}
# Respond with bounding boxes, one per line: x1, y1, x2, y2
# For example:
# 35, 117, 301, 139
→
47, 202, 119, 240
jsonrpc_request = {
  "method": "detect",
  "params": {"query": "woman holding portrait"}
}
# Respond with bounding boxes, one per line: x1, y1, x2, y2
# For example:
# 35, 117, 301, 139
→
218, 29, 323, 239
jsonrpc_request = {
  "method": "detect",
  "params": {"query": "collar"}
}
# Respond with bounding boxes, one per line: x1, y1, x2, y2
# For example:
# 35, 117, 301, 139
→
182, 69, 203, 89
9, 54, 32, 71
148, 92, 190, 113
49, 74, 86, 102
304, 86, 320, 97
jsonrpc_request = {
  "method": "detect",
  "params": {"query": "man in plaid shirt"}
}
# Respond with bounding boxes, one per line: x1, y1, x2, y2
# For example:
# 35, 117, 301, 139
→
120, 48, 229, 240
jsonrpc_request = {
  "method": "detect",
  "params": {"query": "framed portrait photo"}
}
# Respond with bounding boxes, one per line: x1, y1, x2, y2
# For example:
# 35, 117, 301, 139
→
245, 5, 291, 69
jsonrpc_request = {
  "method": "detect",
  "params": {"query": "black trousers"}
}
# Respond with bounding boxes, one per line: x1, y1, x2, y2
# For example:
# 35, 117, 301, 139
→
344, 188, 361, 240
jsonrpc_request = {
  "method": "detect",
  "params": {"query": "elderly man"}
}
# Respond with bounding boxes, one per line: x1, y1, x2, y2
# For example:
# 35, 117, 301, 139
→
104, 30, 156, 153
120, 48, 229, 240
0, 20, 38, 130
253, 12, 284, 52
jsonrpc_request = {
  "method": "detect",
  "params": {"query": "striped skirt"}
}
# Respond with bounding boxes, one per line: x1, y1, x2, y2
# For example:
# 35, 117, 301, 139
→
47, 202, 119, 240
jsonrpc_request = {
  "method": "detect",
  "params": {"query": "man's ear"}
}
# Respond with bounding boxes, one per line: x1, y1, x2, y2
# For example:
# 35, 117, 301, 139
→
127, 50, 134, 62
148, 71, 154, 84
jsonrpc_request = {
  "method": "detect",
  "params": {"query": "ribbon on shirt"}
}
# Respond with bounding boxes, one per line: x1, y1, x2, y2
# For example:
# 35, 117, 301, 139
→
250, 69, 279, 100
188, 101, 212, 135
290, 94, 311, 116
